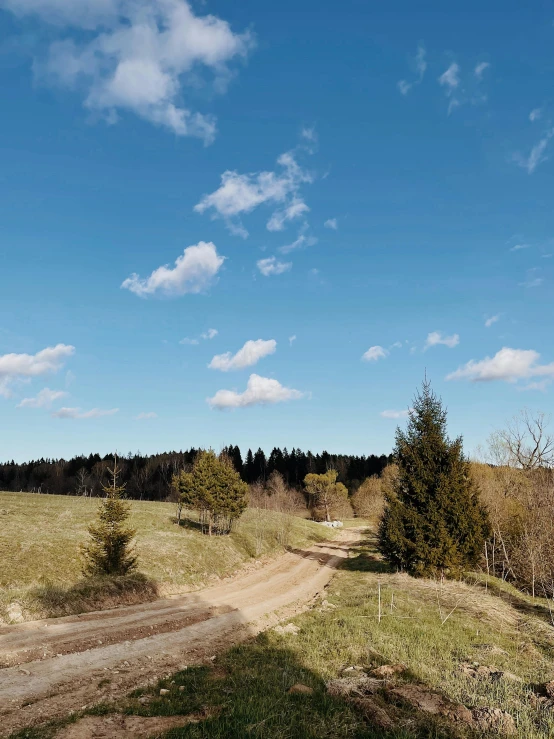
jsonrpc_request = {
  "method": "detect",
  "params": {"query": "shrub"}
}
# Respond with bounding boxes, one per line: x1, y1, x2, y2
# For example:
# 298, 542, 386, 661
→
304, 469, 349, 522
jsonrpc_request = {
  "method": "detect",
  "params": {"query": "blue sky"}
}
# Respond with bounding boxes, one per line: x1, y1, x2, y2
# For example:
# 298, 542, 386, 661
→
1, 0, 553, 462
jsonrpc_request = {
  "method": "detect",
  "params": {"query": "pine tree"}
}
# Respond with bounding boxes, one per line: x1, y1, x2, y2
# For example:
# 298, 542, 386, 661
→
172, 450, 248, 535
378, 380, 490, 578
82, 455, 137, 576
304, 469, 348, 522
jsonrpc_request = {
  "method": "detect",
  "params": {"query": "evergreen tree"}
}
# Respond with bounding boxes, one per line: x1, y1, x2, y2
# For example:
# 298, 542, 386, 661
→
245, 449, 255, 483
253, 448, 267, 482
232, 445, 243, 476
378, 380, 490, 578
172, 450, 248, 535
82, 456, 137, 576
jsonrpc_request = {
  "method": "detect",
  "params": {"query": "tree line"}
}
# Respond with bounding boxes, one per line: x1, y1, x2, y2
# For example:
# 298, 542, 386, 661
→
0, 447, 391, 500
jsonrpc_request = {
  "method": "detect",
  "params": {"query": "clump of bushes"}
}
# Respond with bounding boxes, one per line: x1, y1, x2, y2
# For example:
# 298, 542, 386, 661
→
172, 450, 248, 535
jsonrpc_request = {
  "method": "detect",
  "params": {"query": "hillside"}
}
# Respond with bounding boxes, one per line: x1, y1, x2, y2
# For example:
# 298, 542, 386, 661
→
0, 491, 335, 624
15, 529, 554, 739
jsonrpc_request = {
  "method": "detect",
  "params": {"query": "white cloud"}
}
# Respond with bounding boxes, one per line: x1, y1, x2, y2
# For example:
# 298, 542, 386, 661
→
278, 229, 317, 255
513, 128, 554, 174
397, 43, 426, 95
485, 314, 500, 328
415, 43, 427, 79
266, 197, 309, 232
201, 328, 218, 340
207, 373, 304, 409
17, 387, 67, 408
209, 339, 276, 371
519, 268, 543, 289
380, 408, 413, 419
9, 0, 253, 143
390, 341, 403, 349
520, 275, 543, 289
135, 411, 158, 420
474, 62, 490, 80
194, 150, 312, 236
424, 331, 459, 350
438, 62, 461, 113
0, 344, 74, 379
257, 256, 291, 276
439, 63, 460, 91
52, 407, 119, 419
529, 108, 542, 122
518, 380, 550, 392
446, 347, 554, 384
397, 80, 412, 95
509, 243, 530, 252
362, 345, 388, 362
0, 344, 75, 397
181, 327, 218, 345
324, 218, 338, 230
289, 335, 296, 346
301, 126, 317, 142
122, 241, 225, 298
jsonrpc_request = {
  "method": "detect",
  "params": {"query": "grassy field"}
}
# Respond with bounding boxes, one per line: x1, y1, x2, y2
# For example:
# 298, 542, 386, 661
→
17, 529, 554, 739
0, 491, 336, 623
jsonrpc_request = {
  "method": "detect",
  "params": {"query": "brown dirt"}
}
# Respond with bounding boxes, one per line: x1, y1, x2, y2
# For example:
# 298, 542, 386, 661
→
54, 714, 204, 739
0, 528, 359, 736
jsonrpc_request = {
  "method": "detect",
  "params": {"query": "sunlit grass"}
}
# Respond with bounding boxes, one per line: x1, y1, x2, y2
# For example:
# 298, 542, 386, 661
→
0, 491, 333, 622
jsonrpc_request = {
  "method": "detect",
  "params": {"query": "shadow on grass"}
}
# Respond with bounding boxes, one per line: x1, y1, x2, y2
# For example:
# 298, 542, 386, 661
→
11, 637, 488, 739
286, 542, 354, 568
128, 639, 489, 738
173, 516, 203, 531
340, 533, 394, 575
26, 573, 159, 619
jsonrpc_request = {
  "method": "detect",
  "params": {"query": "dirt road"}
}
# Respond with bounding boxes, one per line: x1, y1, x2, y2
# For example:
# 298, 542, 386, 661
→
0, 529, 358, 735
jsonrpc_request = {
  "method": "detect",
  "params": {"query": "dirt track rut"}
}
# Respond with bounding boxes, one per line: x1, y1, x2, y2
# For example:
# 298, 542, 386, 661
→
0, 529, 358, 734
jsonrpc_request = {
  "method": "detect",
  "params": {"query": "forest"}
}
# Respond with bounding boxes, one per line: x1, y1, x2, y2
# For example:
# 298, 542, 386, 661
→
0, 445, 391, 500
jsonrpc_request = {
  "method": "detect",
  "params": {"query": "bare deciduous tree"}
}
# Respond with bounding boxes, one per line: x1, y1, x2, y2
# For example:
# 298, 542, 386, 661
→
76, 468, 89, 497
474, 409, 554, 597
488, 409, 554, 470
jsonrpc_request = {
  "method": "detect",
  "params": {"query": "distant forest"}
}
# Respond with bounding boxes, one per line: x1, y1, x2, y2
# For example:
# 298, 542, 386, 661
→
0, 447, 391, 501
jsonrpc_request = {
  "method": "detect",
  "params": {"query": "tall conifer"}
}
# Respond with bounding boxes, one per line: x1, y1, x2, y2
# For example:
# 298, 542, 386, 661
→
378, 381, 490, 577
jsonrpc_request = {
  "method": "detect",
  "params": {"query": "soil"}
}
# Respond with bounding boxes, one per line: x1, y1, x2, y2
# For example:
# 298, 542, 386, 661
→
0, 529, 359, 736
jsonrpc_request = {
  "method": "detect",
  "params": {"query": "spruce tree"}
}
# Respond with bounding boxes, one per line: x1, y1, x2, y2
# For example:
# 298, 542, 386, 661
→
378, 380, 490, 578
82, 456, 137, 576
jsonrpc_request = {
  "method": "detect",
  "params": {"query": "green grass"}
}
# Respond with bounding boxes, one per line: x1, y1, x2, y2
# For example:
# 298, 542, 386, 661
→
19, 530, 554, 738
0, 491, 334, 623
